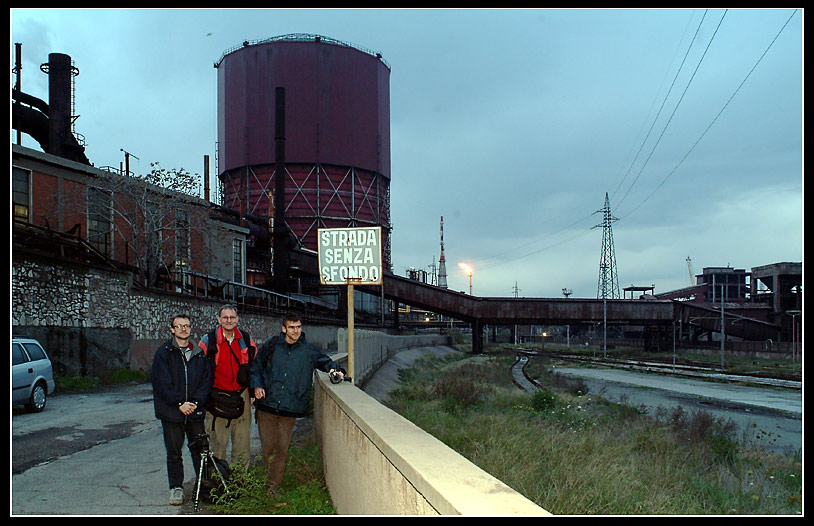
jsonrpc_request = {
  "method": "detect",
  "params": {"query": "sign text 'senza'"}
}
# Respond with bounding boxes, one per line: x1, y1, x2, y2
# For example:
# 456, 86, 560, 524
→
318, 227, 382, 285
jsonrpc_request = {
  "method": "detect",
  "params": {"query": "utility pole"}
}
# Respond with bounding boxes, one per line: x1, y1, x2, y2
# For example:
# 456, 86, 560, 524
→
720, 284, 725, 369
562, 288, 572, 347
512, 282, 520, 344
593, 193, 619, 358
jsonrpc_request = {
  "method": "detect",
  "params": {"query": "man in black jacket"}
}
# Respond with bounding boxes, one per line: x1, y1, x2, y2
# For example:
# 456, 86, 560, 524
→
151, 313, 212, 506
250, 313, 343, 496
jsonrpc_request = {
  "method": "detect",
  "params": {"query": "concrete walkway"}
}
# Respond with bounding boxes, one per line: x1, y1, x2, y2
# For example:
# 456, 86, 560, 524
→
362, 345, 460, 402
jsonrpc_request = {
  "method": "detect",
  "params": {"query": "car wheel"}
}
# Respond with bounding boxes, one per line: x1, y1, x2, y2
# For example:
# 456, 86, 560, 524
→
25, 382, 47, 413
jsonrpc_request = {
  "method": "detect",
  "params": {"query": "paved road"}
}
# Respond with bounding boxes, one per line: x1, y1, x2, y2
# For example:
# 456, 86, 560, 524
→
547, 366, 802, 455
11, 382, 268, 515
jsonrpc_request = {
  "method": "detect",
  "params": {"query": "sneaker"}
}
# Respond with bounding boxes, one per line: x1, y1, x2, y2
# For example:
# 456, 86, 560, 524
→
170, 487, 184, 506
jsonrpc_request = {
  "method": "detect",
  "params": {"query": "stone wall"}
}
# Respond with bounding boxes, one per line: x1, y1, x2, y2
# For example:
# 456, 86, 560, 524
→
12, 252, 339, 377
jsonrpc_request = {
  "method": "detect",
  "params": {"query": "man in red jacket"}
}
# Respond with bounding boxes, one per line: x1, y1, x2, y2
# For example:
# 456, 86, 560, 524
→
198, 305, 255, 470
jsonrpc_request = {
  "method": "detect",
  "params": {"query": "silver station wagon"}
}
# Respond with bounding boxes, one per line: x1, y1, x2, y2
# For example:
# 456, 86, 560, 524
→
12, 336, 56, 412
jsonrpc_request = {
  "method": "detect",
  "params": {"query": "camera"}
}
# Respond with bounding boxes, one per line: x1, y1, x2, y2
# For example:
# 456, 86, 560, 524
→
190, 432, 211, 452
329, 369, 348, 384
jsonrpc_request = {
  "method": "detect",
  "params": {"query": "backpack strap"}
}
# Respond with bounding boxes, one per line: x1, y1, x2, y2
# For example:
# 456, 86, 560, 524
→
207, 328, 255, 368
205, 329, 219, 372
238, 329, 255, 364
205, 328, 244, 429
262, 335, 278, 370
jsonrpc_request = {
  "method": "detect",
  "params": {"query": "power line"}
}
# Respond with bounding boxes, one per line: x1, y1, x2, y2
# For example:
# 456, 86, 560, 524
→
478, 210, 595, 265
615, 9, 729, 211
611, 9, 709, 203
617, 8, 799, 221
464, 9, 798, 274
473, 11, 723, 272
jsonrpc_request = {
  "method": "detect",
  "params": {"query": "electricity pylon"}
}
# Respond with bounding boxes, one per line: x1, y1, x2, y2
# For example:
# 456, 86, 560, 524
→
594, 192, 620, 300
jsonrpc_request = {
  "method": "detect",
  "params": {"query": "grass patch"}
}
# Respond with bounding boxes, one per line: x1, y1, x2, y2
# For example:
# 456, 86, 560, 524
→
205, 434, 336, 515
385, 348, 802, 515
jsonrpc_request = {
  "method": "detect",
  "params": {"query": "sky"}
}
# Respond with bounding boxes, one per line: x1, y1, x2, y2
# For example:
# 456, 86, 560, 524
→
10, 8, 803, 299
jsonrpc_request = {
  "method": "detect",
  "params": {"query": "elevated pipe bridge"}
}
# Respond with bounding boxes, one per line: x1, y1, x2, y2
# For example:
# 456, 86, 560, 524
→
290, 249, 780, 352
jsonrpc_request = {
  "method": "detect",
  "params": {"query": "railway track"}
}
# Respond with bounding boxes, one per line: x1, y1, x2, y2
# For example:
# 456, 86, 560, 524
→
512, 349, 801, 391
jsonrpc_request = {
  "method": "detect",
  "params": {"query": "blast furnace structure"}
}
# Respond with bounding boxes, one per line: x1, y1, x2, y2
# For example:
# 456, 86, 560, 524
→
215, 34, 392, 285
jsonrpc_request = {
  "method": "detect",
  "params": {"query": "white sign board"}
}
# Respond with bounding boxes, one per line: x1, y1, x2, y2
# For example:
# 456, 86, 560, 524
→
317, 227, 383, 285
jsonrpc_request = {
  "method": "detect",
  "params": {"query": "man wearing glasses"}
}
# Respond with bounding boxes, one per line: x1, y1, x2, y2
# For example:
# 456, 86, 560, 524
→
251, 313, 344, 497
151, 314, 212, 506
198, 305, 256, 470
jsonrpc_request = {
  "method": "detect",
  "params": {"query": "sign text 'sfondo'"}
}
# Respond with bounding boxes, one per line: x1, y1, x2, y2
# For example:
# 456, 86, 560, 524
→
317, 227, 383, 285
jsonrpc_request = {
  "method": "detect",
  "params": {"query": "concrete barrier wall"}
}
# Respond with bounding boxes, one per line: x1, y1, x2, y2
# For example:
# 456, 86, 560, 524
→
337, 328, 453, 385
314, 369, 550, 515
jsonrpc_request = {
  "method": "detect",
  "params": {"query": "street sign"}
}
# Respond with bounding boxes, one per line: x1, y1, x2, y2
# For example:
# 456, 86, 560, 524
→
317, 226, 383, 385
317, 226, 382, 286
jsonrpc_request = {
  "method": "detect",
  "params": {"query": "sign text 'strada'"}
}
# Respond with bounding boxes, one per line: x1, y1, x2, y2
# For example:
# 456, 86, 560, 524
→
317, 227, 382, 285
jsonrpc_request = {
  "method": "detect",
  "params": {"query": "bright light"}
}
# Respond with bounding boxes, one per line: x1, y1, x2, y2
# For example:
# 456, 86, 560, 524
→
458, 262, 474, 295
458, 262, 473, 276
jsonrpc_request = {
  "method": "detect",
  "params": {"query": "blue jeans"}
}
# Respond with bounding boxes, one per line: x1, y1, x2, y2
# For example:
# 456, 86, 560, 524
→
161, 419, 206, 489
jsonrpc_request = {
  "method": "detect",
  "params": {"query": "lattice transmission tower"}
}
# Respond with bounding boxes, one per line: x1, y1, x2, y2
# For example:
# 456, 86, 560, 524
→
594, 192, 620, 299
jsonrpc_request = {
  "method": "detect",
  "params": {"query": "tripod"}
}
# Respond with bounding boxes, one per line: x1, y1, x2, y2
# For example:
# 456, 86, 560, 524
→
191, 433, 230, 512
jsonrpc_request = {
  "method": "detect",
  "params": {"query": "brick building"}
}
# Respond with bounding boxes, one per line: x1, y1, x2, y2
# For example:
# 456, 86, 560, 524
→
13, 144, 249, 289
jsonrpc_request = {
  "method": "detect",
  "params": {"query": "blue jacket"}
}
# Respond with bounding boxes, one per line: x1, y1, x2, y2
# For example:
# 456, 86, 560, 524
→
151, 338, 212, 422
250, 332, 339, 417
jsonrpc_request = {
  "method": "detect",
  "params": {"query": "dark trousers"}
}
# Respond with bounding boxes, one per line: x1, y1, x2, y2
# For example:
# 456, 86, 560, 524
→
161, 419, 206, 489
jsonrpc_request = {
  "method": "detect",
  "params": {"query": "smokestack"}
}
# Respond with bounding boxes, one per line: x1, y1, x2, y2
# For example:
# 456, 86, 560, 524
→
438, 216, 448, 288
272, 87, 289, 294
45, 53, 74, 159
14, 43, 22, 145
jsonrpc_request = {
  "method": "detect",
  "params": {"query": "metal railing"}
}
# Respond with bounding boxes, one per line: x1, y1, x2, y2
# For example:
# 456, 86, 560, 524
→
169, 269, 303, 313
214, 33, 390, 69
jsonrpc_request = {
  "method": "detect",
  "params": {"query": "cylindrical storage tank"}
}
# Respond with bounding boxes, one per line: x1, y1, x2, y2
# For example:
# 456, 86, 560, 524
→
215, 34, 391, 270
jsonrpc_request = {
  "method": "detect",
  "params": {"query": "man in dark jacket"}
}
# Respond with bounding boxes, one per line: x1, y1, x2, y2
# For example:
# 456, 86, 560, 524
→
250, 313, 343, 496
152, 313, 212, 506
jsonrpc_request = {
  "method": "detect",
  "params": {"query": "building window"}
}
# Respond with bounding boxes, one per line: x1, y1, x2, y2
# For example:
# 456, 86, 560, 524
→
232, 238, 244, 283
12, 166, 30, 222
87, 187, 112, 256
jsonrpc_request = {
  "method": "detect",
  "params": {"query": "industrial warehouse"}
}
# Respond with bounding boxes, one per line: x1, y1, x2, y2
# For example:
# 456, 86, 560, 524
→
12, 34, 801, 366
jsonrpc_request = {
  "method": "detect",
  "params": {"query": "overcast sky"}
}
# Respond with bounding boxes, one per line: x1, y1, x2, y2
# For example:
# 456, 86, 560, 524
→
11, 8, 803, 299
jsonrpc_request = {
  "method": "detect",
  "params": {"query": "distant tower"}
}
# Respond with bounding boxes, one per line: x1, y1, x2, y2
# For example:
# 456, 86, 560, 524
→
594, 193, 620, 299
438, 216, 448, 288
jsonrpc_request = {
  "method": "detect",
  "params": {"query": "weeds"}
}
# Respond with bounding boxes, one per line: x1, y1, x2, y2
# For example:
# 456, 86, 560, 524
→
386, 348, 802, 515
431, 368, 491, 413
205, 438, 336, 515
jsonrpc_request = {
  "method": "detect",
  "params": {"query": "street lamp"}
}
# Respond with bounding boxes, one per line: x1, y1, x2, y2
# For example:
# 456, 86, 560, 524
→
458, 262, 473, 295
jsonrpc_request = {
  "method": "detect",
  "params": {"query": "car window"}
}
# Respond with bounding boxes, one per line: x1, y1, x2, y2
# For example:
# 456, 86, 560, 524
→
22, 342, 47, 361
12, 343, 28, 366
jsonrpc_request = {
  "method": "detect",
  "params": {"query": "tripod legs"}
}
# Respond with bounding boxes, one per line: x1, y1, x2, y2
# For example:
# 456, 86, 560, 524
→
194, 451, 230, 512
